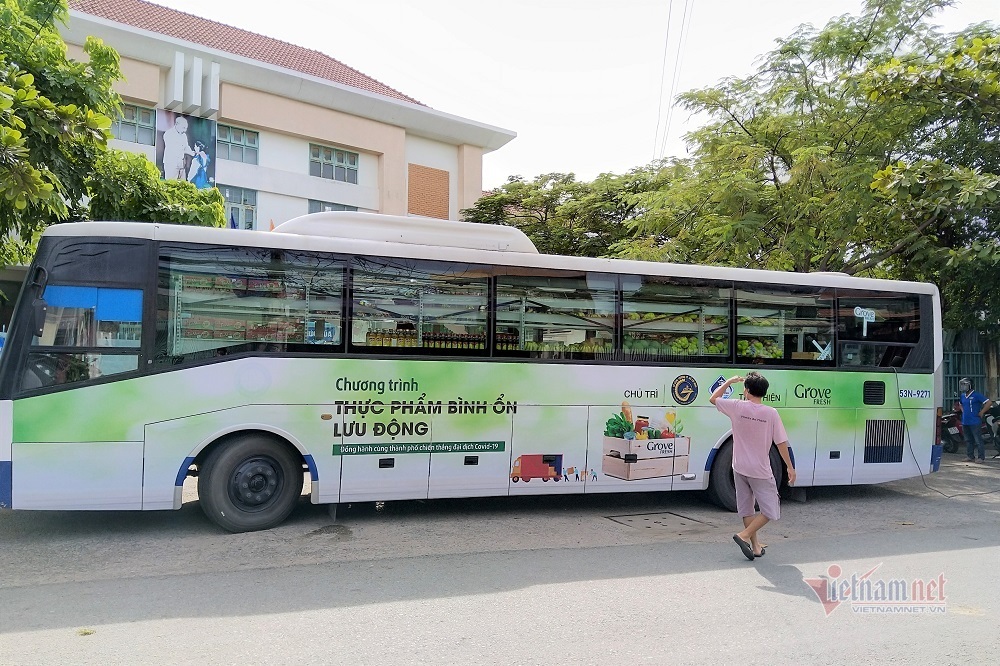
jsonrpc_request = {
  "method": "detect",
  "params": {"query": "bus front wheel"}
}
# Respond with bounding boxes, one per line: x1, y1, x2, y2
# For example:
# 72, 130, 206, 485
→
198, 433, 303, 533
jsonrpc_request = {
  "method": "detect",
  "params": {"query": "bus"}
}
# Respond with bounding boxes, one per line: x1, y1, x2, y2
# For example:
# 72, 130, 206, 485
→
0, 212, 943, 532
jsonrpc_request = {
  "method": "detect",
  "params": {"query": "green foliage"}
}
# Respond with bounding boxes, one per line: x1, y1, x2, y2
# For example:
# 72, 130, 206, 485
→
87, 150, 225, 227
0, 0, 121, 238
0, 0, 227, 264
473, 1, 999, 338
462, 166, 667, 256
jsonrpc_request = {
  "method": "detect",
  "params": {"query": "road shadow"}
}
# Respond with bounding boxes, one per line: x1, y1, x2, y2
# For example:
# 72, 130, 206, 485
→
1, 459, 997, 633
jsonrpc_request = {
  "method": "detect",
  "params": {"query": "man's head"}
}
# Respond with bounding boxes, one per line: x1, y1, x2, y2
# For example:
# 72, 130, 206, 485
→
173, 116, 188, 133
959, 378, 972, 393
744, 371, 769, 398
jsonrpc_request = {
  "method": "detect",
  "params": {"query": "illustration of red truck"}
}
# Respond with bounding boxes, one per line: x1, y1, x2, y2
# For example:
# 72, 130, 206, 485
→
511, 454, 563, 482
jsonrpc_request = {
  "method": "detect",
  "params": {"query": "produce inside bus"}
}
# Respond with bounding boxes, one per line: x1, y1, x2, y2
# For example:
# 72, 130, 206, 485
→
0, 213, 943, 531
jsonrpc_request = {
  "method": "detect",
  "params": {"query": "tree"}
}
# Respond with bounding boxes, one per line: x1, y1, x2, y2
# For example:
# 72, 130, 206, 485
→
88, 150, 224, 227
625, 0, 999, 280
462, 167, 667, 256
0, 0, 224, 253
1, 0, 120, 236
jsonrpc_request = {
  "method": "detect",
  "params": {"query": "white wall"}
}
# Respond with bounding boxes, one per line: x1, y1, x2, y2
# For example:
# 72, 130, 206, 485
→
215, 159, 379, 210
405, 135, 459, 219
109, 139, 156, 162
258, 191, 307, 229
259, 130, 306, 175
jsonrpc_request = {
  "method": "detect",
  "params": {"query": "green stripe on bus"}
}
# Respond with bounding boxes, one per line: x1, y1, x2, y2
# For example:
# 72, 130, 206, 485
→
333, 441, 505, 455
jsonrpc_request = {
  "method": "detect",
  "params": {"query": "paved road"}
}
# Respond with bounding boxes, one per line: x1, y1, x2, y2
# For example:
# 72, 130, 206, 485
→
1, 452, 998, 664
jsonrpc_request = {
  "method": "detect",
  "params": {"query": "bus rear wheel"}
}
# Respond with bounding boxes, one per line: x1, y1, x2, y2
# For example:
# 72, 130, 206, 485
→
198, 433, 303, 533
706, 440, 784, 512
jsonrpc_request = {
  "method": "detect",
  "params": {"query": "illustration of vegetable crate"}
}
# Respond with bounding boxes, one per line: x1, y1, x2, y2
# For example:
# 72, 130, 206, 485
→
602, 405, 689, 481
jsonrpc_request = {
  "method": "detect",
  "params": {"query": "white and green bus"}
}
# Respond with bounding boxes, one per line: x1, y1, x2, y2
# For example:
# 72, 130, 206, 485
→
0, 212, 943, 532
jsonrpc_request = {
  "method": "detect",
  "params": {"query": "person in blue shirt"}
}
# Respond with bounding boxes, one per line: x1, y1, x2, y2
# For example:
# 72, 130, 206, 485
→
957, 378, 992, 463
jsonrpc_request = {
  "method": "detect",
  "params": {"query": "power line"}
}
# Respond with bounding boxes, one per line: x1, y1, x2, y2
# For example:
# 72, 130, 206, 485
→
652, 0, 675, 161
657, 0, 694, 161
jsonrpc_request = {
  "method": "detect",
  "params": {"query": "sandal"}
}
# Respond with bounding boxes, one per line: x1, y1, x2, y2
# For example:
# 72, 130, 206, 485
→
733, 534, 755, 561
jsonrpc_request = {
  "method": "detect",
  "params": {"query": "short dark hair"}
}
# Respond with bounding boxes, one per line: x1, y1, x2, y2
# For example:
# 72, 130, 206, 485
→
744, 371, 769, 397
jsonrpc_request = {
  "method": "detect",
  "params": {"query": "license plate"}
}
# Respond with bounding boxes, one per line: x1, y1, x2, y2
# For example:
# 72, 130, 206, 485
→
947, 427, 959, 435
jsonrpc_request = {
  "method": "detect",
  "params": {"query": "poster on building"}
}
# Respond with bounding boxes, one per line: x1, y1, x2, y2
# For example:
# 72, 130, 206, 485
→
155, 111, 216, 189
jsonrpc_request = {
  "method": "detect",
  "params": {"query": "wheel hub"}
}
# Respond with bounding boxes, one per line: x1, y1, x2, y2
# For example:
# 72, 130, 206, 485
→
229, 456, 282, 511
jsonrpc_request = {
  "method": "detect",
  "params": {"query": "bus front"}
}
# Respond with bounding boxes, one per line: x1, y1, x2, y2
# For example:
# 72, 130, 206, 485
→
0, 227, 155, 512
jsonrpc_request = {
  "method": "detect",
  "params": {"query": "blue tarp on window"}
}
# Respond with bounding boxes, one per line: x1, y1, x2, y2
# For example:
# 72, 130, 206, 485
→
44, 286, 142, 322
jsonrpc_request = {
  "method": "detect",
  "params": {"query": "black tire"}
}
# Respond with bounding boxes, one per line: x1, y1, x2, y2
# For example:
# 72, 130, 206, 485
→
943, 434, 959, 454
706, 440, 737, 511
198, 433, 303, 533
706, 439, 784, 512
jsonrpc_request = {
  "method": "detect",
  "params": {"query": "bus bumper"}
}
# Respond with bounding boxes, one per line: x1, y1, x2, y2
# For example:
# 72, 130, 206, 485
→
930, 444, 943, 472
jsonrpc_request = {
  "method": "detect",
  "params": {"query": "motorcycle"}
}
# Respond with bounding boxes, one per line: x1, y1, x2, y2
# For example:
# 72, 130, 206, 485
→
985, 399, 1000, 458
942, 397, 1000, 458
941, 402, 964, 454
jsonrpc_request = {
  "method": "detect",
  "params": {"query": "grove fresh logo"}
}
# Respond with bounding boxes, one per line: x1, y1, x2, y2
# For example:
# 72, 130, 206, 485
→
671, 375, 698, 405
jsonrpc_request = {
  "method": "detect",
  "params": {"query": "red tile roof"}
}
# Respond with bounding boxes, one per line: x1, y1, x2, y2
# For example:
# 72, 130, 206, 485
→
68, 0, 424, 105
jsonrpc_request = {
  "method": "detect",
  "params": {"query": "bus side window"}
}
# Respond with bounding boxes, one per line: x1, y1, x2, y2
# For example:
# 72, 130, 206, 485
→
495, 272, 614, 359
351, 258, 488, 354
621, 276, 730, 362
156, 245, 346, 366
21, 285, 142, 391
735, 286, 835, 365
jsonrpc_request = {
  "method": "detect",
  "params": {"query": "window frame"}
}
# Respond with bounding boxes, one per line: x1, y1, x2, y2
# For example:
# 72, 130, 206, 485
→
309, 143, 360, 184
10, 238, 156, 398
217, 124, 260, 165
5, 236, 937, 392
111, 103, 156, 146
153, 243, 348, 368
308, 200, 359, 214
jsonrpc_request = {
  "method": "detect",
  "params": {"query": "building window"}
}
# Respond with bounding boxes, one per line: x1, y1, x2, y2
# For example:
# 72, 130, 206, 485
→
112, 104, 155, 145
218, 125, 259, 164
309, 144, 359, 184
308, 200, 358, 214
220, 185, 257, 230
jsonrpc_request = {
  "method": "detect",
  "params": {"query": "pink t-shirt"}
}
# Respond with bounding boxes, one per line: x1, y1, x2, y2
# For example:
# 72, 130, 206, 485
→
715, 399, 789, 479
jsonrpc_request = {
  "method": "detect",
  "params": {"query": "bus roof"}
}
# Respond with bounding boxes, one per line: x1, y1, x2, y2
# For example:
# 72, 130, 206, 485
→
273, 211, 539, 253
43, 217, 939, 297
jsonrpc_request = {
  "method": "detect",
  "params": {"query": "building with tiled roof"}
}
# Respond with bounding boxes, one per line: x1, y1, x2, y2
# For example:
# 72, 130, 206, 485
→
62, 0, 515, 225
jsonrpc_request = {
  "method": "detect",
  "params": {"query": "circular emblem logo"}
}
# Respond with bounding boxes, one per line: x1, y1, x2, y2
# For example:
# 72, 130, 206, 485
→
671, 375, 699, 405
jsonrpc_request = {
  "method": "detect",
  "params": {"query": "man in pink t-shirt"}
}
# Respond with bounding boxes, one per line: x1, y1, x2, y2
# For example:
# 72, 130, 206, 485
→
710, 372, 796, 561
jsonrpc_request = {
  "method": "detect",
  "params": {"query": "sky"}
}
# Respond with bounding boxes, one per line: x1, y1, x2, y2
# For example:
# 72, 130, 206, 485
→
152, 0, 999, 188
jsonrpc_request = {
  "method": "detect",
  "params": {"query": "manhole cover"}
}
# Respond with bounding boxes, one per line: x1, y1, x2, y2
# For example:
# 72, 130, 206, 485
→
606, 511, 713, 530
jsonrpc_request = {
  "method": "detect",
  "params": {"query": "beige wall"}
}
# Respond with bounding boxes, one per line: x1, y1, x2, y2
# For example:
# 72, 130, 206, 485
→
457, 144, 484, 214
220, 83, 407, 215
66, 45, 161, 105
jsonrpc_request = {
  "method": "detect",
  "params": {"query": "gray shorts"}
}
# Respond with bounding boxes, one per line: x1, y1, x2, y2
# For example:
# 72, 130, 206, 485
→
734, 471, 780, 521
